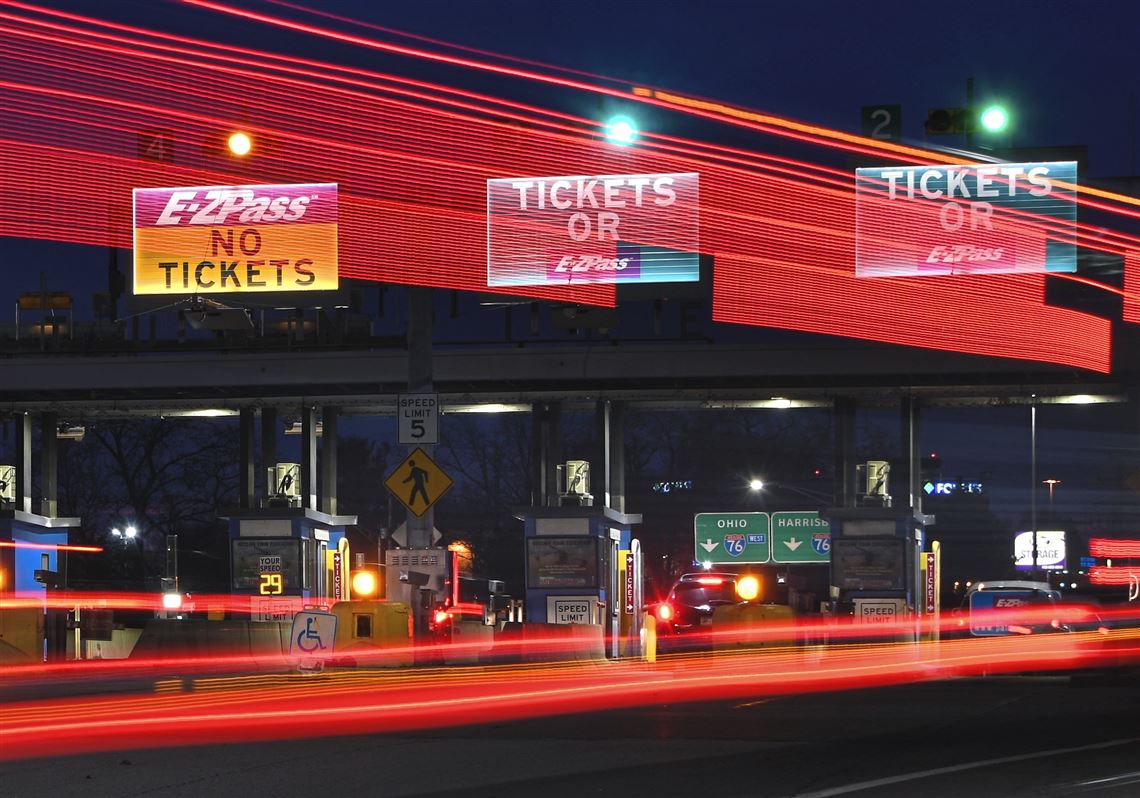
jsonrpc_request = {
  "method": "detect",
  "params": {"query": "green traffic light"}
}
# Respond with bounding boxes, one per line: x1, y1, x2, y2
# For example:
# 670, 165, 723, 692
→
979, 105, 1009, 133
604, 115, 638, 145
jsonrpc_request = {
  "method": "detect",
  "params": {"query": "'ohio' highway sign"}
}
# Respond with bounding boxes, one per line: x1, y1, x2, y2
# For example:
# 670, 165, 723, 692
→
693, 513, 771, 565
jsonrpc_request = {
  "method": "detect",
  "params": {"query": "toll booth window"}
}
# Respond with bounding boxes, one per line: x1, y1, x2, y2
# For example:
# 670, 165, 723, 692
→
354, 614, 372, 638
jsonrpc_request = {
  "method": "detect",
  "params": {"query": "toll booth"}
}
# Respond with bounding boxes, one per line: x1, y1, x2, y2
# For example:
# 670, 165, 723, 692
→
0, 511, 81, 664
0, 510, 80, 595
222, 507, 356, 622
516, 505, 642, 658
823, 507, 933, 635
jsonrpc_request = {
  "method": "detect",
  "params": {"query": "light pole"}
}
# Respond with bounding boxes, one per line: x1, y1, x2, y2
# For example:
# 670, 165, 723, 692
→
1030, 400, 1038, 578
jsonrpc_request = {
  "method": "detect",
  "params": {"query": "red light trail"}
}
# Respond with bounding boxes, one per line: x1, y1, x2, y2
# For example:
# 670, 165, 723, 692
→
0, 1, 1136, 371
2, 627, 1137, 762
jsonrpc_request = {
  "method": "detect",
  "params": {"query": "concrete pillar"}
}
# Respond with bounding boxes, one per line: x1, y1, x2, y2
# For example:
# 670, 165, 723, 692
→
321, 406, 338, 515
40, 411, 57, 518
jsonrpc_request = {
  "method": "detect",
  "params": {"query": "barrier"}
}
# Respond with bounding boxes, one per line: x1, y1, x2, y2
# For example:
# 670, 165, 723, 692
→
711, 603, 797, 653
0, 607, 44, 664
130, 619, 291, 660
443, 619, 495, 665
330, 600, 414, 667
493, 622, 606, 664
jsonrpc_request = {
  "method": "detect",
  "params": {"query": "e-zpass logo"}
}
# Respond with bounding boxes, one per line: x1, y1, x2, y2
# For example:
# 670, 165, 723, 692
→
155, 188, 314, 226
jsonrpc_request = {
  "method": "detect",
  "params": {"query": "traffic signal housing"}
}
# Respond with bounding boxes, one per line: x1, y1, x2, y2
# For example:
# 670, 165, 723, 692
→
925, 107, 972, 135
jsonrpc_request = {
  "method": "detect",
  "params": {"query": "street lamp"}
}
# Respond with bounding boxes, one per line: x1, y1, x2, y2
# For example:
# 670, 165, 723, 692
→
1042, 478, 1061, 506
749, 479, 764, 491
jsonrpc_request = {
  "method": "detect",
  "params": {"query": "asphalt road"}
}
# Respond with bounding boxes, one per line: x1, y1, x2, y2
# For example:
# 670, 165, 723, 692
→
3, 673, 1139, 798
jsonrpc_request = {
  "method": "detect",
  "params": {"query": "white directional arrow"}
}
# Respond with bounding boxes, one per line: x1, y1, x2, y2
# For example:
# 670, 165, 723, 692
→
783, 537, 803, 551
699, 538, 719, 553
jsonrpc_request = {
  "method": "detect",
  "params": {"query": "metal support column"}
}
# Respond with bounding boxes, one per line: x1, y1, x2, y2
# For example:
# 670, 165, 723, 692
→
14, 412, 32, 514
40, 411, 58, 518
833, 398, 857, 508
406, 287, 434, 549
595, 401, 612, 509
321, 406, 338, 515
260, 407, 278, 503
530, 401, 563, 507
300, 406, 317, 511
899, 396, 922, 513
610, 401, 626, 514
239, 408, 256, 510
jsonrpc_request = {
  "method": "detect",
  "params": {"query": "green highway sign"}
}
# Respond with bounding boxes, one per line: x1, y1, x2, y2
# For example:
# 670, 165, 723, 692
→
772, 511, 831, 563
694, 513, 771, 565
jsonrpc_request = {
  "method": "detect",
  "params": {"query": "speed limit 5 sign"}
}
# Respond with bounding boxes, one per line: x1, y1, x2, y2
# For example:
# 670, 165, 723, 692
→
397, 393, 439, 445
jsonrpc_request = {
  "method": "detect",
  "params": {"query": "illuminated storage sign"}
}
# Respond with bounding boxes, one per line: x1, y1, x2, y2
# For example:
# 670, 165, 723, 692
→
855, 161, 1077, 277
133, 183, 338, 295
1014, 530, 1066, 571
487, 172, 699, 287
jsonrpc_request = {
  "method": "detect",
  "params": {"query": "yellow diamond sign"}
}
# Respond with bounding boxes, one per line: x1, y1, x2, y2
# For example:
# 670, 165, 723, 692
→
384, 447, 453, 517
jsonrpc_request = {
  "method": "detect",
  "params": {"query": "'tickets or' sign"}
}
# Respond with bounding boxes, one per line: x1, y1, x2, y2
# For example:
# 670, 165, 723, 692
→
133, 183, 338, 295
487, 172, 699, 287
855, 161, 1076, 277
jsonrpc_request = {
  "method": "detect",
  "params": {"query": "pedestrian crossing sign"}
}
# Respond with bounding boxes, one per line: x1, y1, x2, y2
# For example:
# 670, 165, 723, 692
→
384, 447, 453, 517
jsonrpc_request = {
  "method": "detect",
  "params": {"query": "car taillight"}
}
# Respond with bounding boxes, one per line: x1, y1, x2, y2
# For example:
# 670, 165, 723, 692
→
433, 610, 450, 625
1008, 624, 1033, 635
1050, 619, 1062, 629
696, 577, 723, 586
657, 603, 673, 621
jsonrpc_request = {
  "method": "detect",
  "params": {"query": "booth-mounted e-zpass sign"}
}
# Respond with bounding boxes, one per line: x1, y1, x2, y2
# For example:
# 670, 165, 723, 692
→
855, 161, 1076, 277
486, 172, 699, 287
133, 183, 338, 295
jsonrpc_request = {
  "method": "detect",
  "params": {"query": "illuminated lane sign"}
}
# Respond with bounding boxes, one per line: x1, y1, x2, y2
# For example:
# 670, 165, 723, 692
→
855, 161, 1077, 277
133, 183, 338, 295
487, 172, 699, 287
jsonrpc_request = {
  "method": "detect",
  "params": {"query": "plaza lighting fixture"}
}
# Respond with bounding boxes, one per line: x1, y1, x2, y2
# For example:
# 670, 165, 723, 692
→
227, 131, 253, 156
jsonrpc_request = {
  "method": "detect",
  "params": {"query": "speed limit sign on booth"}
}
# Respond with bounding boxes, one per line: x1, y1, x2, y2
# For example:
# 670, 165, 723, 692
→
398, 393, 439, 445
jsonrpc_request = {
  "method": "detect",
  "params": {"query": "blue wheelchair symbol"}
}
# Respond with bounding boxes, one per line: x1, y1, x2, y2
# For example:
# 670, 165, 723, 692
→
295, 616, 327, 653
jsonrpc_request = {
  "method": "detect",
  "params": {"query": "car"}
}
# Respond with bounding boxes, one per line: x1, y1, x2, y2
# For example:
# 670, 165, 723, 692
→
652, 572, 741, 651
960, 580, 1064, 637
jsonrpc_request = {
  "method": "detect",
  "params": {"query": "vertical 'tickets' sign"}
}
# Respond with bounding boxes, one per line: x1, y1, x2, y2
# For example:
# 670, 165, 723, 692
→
133, 183, 338, 295
487, 172, 699, 287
